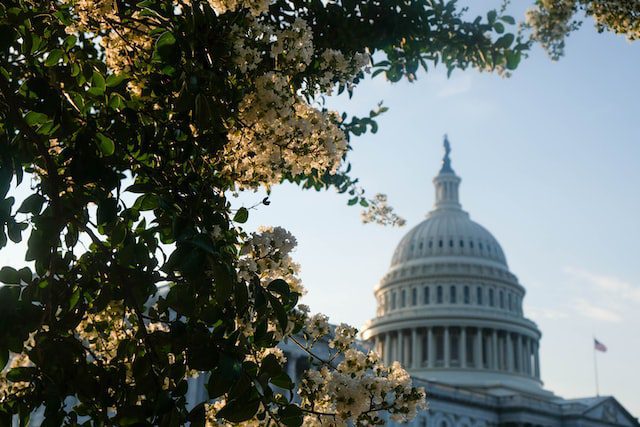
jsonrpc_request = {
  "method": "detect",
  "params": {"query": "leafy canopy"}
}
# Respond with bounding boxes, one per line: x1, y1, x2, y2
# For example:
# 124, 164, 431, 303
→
0, 0, 528, 425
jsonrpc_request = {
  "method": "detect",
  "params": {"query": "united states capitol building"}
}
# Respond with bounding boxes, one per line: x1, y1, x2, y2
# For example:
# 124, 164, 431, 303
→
349, 139, 639, 427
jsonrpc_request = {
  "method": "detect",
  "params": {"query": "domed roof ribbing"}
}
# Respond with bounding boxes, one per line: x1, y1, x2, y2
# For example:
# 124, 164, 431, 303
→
390, 136, 507, 268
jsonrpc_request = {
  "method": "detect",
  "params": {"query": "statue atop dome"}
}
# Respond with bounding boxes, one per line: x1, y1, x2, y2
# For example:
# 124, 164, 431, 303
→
440, 134, 454, 173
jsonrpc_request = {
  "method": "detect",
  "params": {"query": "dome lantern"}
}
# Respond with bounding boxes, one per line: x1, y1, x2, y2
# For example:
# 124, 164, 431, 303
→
433, 135, 462, 211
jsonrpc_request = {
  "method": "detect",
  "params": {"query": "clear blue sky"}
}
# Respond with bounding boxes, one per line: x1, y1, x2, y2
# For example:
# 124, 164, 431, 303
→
2, 1, 638, 417
235, 3, 640, 416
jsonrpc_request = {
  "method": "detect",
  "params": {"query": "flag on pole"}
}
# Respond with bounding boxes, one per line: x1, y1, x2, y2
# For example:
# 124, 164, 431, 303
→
594, 338, 607, 352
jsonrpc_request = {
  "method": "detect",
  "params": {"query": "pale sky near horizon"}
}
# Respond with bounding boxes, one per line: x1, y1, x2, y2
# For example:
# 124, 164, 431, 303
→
1, 0, 639, 419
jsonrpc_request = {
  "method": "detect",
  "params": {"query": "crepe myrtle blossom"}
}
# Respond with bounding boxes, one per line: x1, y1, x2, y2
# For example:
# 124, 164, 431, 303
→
361, 193, 406, 227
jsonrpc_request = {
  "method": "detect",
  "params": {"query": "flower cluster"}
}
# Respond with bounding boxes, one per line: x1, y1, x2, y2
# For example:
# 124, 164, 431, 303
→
223, 72, 348, 188
60, 0, 118, 32
526, 0, 639, 59
314, 49, 371, 94
238, 225, 304, 294
360, 193, 406, 227
329, 323, 358, 352
586, 0, 640, 40
305, 313, 331, 341
207, 0, 271, 17
296, 315, 427, 426
75, 302, 137, 363
525, 0, 580, 60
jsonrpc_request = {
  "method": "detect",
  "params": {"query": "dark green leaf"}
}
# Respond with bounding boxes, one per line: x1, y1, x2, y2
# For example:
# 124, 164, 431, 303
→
233, 207, 249, 223
0, 266, 20, 284
96, 133, 115, 156
17, 194, 45, 214
44, 49, 63, 67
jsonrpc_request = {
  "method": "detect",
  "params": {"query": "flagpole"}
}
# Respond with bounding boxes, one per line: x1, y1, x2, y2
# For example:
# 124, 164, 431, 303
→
593, 336, 600, 396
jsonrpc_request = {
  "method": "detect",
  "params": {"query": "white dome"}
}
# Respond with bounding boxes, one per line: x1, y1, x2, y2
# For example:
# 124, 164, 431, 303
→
390, 209, 507, 268
363, 137, 543, 394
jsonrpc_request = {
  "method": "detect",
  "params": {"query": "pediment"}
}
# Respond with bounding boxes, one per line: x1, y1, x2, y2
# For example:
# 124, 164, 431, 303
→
583, 397, 639, 427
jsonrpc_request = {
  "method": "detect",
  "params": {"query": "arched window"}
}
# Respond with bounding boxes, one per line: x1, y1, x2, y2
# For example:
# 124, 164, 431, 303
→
438, 240, 443, 248
391, 292, 396, 310
489, 289, 494, 306
449, 239, 454, 248
401, 289, 406, 307
470, 241, 474, 249
479, 242, 484, 251
477, 287, 483, 305
424, 286, 430, 304
428, 240, 433, 248
412, 288, 417, 306
499, 290, 504, 308
459, 239, 464, 248
450, 286, 457, 304
437, 286, 443, 304
464, 286, 470, 304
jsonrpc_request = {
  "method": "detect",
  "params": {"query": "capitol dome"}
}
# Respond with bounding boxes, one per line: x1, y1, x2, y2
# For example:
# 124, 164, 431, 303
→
390, 210, 507, 269
362, 137, 546, 396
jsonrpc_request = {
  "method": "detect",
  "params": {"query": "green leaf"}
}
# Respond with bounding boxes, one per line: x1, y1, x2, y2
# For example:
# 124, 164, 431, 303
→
155, 31, 178, 62
216, 398, 260, 423
106, 73, 127, 88
506, 50, 521, 70
495, 33, 515, 49
17, 193, 45, 214
0, 266, 20, 284
7, 220, 27, 243
501, 15, 516, 25
97, 198, 118, 225
87, 71, 106, 96
23, 111, 48, 126
207, 353, 242, 399
233, 207, 248, 223
136, 194, 159, 211
44, 49, 63, 67
96, 133, 115, 156
278, 404, 303, 427
108, 93, 125, 110
6, 367, 36, 383
69, 287, 81, 310
267, 279, 290, 297
487, 10, 497, 24
63, 35, 77, 51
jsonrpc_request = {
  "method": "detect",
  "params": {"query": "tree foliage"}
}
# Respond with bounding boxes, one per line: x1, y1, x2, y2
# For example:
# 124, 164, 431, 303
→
0, 0, 529, 425
526, 0, 640, 59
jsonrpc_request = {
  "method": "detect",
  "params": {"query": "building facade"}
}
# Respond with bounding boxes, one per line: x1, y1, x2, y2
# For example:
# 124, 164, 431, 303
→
360, 137, 638, 427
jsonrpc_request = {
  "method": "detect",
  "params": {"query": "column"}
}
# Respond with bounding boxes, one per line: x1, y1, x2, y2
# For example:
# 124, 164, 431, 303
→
398, 330, 404, 365
444, 327, 450, 368
491, 329, 498, 370
475, 328, 483, 368
374, 335, 381, 356
384, 332, 391, 365
427, 327, 435, 368
524, 337, 531, 375
517, 334, 523, 373
411, 328, 419, 369
460, 327, 467, 368
533, 341, 540, 379
506, 332, 514, 372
